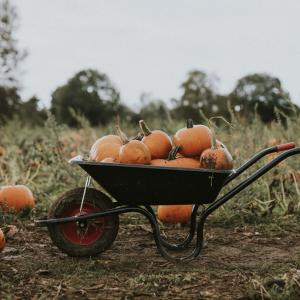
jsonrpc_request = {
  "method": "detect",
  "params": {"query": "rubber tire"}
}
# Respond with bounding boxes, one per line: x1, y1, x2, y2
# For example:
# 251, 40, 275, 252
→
47, 188, 119, 257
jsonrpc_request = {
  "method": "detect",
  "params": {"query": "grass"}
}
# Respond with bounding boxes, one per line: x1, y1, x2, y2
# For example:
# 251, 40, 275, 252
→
1, 112, 300, 223
1, 114, 300, 299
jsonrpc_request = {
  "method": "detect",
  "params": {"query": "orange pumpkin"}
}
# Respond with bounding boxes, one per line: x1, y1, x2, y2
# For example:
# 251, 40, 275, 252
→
139, 120, 172, 159
0, 185, 35, 212
151, 157, 199, 168
90, 135, 122, 162
101, 157, 115, 163
200, 131, 233, 170
0, 228, 5, 252
117, 126, 151, 165
157, 205, 193, 224
150, 146, 199, 168
173, 119, 212, 157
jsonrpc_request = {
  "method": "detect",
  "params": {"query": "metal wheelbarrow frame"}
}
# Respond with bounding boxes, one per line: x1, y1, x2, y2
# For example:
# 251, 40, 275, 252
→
35, 142, 300, 262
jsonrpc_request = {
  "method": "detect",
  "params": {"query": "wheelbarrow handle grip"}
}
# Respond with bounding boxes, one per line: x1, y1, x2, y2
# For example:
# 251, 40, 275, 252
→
276, 142, 296, 152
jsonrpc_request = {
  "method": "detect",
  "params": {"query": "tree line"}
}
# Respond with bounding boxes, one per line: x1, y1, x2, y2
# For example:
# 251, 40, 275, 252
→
1, 68, 298, 127
0, 0, 299, 127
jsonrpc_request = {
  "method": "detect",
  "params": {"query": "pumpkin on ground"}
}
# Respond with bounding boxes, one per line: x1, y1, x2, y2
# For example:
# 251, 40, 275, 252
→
200, 129, 233, 170
139, 120, 172, 159
90, 135, 122, 162
173, 119, 212, 157
117, 125, 151, 165
157, 205, 193, 224
150, 146, 200, 168
0, 185, 35, 212
0, 228, 5, 252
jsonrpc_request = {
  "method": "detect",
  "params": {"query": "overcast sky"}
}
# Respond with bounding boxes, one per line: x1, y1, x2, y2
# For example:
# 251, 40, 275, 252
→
15, 0, 300, 109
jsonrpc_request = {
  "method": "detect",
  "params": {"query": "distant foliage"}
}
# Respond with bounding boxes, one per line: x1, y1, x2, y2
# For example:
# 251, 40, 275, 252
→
0, 0, 45, 127
229, 73, 298, 123
172, 70, 220, 121
139, 93, 171, 123
17, 96, 47, 126
0, 86, 20, 123
0, 0, 26, 87
51, 69, 135, 127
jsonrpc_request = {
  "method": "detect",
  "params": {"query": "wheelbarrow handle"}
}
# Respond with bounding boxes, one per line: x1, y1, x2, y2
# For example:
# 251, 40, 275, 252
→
276, 142, 295, 152
202, 147, 300, 224
225, 142, 296, 185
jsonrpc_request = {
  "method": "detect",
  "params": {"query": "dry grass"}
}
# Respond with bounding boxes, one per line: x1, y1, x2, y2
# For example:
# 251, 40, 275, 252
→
1, 114, 300, 299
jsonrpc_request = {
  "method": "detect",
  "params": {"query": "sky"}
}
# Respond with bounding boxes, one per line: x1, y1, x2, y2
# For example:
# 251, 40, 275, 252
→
15, 0, 300, 109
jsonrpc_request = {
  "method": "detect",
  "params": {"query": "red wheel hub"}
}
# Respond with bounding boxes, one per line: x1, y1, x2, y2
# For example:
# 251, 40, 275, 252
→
60, 203, 105, 245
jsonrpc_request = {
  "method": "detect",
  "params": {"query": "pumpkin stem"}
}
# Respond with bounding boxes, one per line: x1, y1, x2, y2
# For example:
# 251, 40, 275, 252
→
208, 116, 232, 150
167, 145, 180, 160
133, 132, 144, 141
186, 119, 194, 128
116, 124, 129, 144
211, 128, 217, 150
207, 119, 217, 150
139, 120, 152, 136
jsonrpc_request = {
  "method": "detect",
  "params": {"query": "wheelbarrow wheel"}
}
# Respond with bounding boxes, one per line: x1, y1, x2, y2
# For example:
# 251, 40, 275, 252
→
47, 187, 119, 257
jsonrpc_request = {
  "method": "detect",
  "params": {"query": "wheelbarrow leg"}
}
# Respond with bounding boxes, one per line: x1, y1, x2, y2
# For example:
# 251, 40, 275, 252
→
144, 205, 199, 251
148, 209, 206, 262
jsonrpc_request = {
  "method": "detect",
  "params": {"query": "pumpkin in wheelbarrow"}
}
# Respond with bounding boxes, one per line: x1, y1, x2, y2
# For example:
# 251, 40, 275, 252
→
150, 145, 200, 168
173, 119, 212, 157
200, 129, 233, 170
90, 135, 122, 162
116, 125, 151, 164
139, 120, 172, 159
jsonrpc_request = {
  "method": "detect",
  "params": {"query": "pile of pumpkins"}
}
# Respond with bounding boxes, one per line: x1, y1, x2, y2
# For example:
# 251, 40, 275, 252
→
0, 185, 35, 253
90, 119, 233, 224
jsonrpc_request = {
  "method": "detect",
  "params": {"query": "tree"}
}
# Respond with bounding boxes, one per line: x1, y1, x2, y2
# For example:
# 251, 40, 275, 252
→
229, 73, 298, 123
0, 86, 20, 124
0, 0, 27, 125
0, 0, 26, 87
18, 96, 47, 126
139, 93, 171, 123
51, 69, 122, 126
172, 70, 220, 121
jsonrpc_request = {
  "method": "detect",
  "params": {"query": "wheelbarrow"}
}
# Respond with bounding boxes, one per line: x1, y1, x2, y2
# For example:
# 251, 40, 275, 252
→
35, 142, 300, 262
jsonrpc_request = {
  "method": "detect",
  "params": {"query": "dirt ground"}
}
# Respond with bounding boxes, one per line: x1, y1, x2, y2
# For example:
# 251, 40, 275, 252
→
1, 216, 300, 300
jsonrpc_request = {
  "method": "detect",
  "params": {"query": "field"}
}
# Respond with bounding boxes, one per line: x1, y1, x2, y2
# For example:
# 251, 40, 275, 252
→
1, 115, 300, 299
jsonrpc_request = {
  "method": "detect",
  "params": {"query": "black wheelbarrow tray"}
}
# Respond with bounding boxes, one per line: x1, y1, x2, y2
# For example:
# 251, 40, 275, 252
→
35, 142, 300, 262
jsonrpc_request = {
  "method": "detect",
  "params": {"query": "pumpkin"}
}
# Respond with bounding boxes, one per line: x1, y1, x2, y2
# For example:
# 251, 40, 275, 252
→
173, 119, 212, 157
0, 228, 5, 252
150, 146, 199, 168
117, 125, 151, 165
200, 129, 233, 170
157, 205, 193, 224
101, 157, 115, 163
139, 120, 172, 159
0, 185, 35, 212
90, 135, 122, 162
